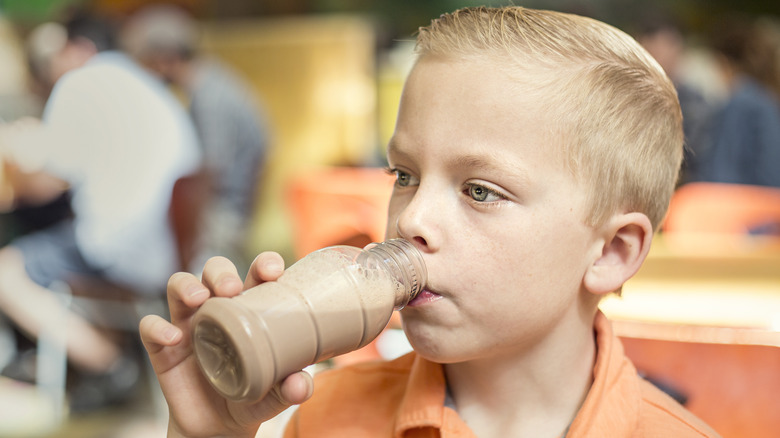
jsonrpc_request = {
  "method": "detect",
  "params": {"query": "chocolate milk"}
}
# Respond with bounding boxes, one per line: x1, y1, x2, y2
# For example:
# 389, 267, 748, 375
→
191, 239, 426, 403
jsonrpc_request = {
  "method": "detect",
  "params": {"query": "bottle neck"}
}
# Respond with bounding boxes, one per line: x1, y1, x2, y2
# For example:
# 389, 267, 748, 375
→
367, 239, 427, 309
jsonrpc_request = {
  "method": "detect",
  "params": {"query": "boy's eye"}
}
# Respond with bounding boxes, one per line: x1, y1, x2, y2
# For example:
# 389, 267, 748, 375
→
397, 171, 412, 187
466, 184, 503, 202
388, 168, 419, 187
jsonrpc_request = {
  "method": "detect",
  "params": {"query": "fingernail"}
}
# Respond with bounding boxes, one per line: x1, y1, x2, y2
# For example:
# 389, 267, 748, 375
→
187, 284, 209, 299
263, 259, 283, 275
164, 326, 180, 343
216, 276, 242, 293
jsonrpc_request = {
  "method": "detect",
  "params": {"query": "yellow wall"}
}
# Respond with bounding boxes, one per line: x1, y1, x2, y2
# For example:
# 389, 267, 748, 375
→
200, 15, 379, 263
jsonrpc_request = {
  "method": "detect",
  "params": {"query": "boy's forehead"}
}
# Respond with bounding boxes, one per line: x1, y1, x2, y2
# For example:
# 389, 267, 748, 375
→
410, 53, 556, 93
401, 55, 566, 135
393, 56, 569, 168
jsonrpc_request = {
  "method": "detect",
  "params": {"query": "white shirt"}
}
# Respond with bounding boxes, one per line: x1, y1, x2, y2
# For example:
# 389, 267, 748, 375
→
40, 52, 200, 291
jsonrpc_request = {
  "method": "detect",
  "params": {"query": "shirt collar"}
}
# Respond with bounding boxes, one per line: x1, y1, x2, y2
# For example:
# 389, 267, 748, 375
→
391, 312, 640, 437
394, 352, 448, 435
567, 311, 641, 436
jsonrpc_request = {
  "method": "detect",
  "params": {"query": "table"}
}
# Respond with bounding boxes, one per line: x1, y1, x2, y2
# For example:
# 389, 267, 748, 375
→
600, 233, 780, 333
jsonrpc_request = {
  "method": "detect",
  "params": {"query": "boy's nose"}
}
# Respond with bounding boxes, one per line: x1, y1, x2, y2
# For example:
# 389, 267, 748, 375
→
394, 188, 440, 252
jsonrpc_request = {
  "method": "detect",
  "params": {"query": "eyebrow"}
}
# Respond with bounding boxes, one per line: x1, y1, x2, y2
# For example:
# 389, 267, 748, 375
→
386, 138, 425, 170
385, 138, 405, 161
453, 152, 534, 188
387, 139, 510, 168
451, 154, 503, 172
387, 138, 533, 188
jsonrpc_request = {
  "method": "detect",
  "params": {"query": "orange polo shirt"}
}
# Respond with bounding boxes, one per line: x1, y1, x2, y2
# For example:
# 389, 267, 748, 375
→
283, 312, 720, 437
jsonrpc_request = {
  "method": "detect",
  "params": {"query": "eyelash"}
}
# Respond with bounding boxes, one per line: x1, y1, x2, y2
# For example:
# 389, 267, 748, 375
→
386, 166, 506, 204
464, 183, 506, 203
385, 167, 416, 187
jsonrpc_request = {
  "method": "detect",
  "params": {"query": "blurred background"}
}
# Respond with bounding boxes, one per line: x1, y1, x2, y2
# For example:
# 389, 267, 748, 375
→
1, 0, 780, 264
0, 0, 779, 437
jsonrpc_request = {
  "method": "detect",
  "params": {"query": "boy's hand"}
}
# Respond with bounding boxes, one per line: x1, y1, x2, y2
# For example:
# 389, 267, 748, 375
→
139, 253, 314, 438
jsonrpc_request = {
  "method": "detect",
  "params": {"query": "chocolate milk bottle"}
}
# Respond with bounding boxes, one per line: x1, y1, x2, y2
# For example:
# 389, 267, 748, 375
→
191, 238, 426, 403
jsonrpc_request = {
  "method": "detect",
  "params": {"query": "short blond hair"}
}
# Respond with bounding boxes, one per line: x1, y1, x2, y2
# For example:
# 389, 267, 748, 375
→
416, 6, 683, 230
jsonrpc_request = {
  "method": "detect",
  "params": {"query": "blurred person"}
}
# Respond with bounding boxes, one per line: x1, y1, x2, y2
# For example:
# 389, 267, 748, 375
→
636, 16, 714, 185
123, 4, 270, 275
25, 21, 69, 99
0, 18, 73, 375
685, 16, 780, 188
0, 9, 200, 410
0, 22, 72, 249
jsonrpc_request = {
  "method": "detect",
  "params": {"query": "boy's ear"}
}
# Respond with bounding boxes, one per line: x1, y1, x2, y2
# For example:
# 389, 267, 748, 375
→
583, 212, 653, 296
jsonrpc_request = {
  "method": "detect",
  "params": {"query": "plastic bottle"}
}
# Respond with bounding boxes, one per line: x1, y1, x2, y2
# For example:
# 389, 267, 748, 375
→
190, 238, 426, 403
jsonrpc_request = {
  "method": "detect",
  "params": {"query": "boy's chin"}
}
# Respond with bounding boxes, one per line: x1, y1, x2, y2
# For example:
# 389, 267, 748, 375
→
401, 326, 466, 364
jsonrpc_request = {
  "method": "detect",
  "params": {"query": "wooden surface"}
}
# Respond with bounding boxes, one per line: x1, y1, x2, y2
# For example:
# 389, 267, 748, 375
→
600, 233, 780, 330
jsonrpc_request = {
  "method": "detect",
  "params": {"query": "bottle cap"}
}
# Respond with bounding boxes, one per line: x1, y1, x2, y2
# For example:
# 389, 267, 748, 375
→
369, 238, 427, 308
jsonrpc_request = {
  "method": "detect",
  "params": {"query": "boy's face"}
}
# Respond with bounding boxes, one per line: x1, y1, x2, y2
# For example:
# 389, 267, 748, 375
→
386, 56, 604, 364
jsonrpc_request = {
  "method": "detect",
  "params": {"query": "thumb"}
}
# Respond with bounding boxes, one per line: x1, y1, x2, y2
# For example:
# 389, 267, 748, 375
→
240, 370, 314, 425
278, 370, 314, 405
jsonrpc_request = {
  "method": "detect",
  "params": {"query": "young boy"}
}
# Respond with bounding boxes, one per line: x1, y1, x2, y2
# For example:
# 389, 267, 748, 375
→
140, 6, 720, 437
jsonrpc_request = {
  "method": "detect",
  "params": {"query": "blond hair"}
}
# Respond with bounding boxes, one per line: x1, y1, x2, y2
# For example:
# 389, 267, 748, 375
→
416, 6, 683, 230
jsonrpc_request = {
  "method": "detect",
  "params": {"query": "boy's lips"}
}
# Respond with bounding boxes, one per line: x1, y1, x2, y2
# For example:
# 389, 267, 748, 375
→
408, 289, 443, 307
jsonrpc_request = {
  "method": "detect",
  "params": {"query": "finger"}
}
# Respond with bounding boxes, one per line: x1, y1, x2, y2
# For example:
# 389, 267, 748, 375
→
138, 314, 191, 376
167, 271, 210, 323
201, 256, 244, 297
139, 314, 183, 354
278, 370, 314, 405
242, 370, 313, 424
245, 251, 285, 289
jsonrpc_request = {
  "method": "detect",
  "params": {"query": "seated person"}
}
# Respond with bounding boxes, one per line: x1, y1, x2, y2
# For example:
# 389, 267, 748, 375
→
123, 4, 271, 274
140, 6, 720, 437
0, 10, 199, 410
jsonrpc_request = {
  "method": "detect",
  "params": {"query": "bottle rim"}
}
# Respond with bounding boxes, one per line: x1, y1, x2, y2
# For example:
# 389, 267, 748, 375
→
371, 238, 427, 308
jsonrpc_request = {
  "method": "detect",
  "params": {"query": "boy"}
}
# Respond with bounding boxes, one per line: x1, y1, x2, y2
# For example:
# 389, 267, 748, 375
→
140, 6, 720, 437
